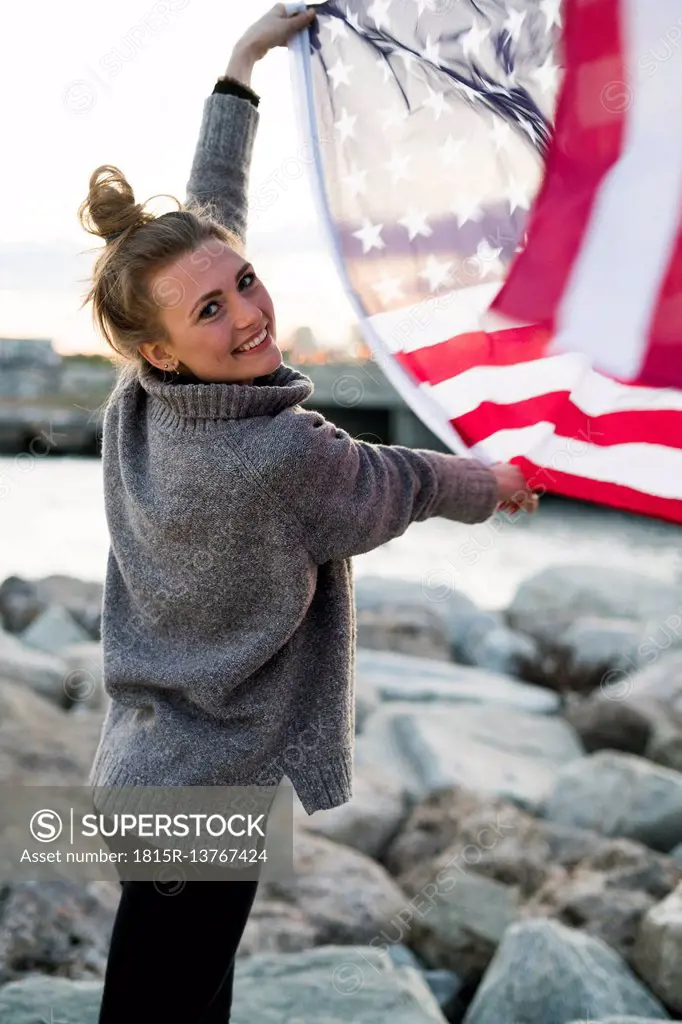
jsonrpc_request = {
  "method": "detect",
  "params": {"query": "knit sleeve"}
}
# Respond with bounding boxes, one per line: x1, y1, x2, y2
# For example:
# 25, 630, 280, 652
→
269, 408, 499, 565
184, 89, 259, 244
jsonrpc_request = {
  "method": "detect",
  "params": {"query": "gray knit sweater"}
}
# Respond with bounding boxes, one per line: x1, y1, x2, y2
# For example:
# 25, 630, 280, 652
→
88, 91, 500, 815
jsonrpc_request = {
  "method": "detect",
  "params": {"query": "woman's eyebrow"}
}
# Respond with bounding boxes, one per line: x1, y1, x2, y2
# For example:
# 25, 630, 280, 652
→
187, 264, 253, 320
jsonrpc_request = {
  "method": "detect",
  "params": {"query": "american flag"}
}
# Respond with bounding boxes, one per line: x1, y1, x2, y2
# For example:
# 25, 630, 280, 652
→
288, 0, 682, 523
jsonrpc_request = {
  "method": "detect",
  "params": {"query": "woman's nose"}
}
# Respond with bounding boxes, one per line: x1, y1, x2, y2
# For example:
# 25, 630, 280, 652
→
228, 291, 262, 329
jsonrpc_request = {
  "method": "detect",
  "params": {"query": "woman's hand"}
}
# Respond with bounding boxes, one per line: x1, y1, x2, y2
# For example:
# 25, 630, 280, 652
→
227, 3, 315, 71
491, 463, 540, 515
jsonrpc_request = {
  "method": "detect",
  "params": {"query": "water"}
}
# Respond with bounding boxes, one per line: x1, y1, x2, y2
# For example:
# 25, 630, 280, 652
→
1, 455, 680, 611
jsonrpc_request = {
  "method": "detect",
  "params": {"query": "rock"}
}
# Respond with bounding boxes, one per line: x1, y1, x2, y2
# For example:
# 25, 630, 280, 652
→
355, 702, 583, 813
671, 843, 682, 867
237, 899, 318, 958
33, 575, 103, 640
0, 879, 118, 985
258, 830, 410, 947
357, 605, 452, 661
355, 647, 559, 714
295, 764, 407, 860
564, 696, 653, 755
603, 651, 682, 713
633, 882, 682, 1014
0, 974, 103, 1023
408, 869, 521, 978
0, 577, 43, 633
543, 751, 682, 852
566, 1019, 680, 1023
555, 617, 652, 693
0, 628, 68, 704
354, 573, 502, 663
0, 678, 104, 784
507, 566, 681, 639
646, 721, 682, 774
18, 605, 90, 656
423, 969, 464, 1013
0, 946, 451, 1023
387, 943, 424, 970
464, 625, 538, 679
355, 681, 381, 733
386, 789, 682, 968
461, 918, 671, 1024
233, 945, 449, 1022
60, 642, 106, 711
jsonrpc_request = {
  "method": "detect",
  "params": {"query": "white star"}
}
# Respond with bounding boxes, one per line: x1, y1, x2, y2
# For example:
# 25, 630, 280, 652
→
376, 54, 392, 82
423, 34, 442, 66
342, 164, 368, 198
347, 10, 362, 32
385, 153, 412, 183
540, 0, 562, 30
503, 8, 527, 43
461, 21, 489, 59
367, 0, 392, 32
419, 254, 454, 291
323, 17, 349, 42
452, 194, 483, 227
531, 55, 560, 94
381, 105, 408, 130
334, 107, 357, 143
399, 208, 433, 241
441, 134, 466, 165
372, 273, 404, 303
506, 176, 533, 213
352, 218, 386, 253
328, 58, 353, 90
397, 50, 418, 71
423, 85, 447, 120
490, 118, 513, 152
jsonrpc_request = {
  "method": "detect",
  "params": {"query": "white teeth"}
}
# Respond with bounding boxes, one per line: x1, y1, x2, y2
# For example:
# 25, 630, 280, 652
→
235, 327, 267, 353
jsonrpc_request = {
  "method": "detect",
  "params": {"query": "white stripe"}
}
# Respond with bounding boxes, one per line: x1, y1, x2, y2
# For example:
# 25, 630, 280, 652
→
369, 283, 508, 353
469, 428, 682, 501
427, 351, 682, 418
551, 0, 682, 380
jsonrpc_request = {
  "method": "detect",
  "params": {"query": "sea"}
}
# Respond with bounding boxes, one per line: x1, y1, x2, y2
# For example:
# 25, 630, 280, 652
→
1, 455, 680, 612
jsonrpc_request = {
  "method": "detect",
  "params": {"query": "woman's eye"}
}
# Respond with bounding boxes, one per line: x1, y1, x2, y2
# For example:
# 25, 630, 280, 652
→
199, 300, 220, 320
239, 272, 256, 290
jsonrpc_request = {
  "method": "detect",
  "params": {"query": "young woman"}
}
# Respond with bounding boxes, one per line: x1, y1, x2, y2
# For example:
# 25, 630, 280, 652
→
79, 5, 538, 1022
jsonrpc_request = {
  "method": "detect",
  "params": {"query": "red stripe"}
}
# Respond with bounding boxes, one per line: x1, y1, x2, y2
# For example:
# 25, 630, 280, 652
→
396, 325, 551, 384
491, 0, 628, 326
449, 392, 682, 450
512, 456, 682, 524
638, 219, 682, 390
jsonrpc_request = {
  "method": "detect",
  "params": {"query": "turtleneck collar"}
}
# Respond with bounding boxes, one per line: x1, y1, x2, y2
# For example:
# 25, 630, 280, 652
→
139, 360, 314, 421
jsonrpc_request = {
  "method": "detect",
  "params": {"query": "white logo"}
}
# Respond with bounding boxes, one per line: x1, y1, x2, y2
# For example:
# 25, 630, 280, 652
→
30, 809, 63, 843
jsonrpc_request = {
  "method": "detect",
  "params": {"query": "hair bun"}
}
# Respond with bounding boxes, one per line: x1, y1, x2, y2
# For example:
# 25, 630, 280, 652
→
78, 164, 152, 243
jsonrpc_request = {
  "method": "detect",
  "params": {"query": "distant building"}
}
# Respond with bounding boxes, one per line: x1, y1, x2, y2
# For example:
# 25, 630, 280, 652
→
0, 337, 61, 367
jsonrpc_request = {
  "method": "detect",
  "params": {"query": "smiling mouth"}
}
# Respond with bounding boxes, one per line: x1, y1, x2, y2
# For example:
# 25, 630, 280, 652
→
233, 326, 271, 355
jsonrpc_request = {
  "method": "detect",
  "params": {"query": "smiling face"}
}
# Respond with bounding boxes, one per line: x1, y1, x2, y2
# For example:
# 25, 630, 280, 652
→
139, 239, 281, 384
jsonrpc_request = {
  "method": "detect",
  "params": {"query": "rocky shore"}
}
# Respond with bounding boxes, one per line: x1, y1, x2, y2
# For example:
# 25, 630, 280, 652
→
1, 566, 682, 1022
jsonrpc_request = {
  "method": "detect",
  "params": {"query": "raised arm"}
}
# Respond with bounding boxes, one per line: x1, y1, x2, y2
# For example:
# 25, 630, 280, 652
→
184, 4, 316, 244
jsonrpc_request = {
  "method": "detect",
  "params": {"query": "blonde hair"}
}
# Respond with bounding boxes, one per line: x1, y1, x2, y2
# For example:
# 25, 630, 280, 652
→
77, 164, 241, 404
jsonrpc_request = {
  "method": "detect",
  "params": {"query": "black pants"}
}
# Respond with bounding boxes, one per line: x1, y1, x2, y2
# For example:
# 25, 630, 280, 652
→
97, 820, 259, 1024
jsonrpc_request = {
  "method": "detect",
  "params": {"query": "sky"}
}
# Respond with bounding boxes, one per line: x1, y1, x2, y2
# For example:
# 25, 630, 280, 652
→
0, 0, 355, 353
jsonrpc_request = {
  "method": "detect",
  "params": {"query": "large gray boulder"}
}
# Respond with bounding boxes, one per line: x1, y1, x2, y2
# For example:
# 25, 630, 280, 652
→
254, 830, 410, 947
0, 574, 102, 639
354, 647, 559, 713
18, 604, 90, 656
633, 882, 682, 1014
0, 879, 118, 985
461, 919, 671, 1024
0, 678, 103, 784
294, 762, 407, 860
0, 945, 450, 1023
543, 751, 682, 852
355, 702, 583, 812
507, 566, 681, 637
0, 628, 68, 703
